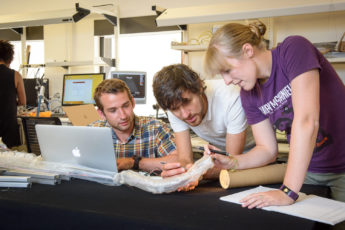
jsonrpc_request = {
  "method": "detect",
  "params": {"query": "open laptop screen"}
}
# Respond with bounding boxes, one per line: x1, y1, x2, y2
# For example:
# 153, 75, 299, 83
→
36, 125, 117, 172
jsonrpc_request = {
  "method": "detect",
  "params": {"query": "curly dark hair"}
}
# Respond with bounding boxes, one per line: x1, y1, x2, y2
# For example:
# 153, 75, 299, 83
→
94, 78, 133, 112
0, 40, 14, 64
153, 64, 205, 110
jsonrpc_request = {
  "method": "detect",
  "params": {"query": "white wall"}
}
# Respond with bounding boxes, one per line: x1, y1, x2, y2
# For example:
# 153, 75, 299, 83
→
185, 18, 270, 79
273, 11, 345, 44
44, 18, 96, 98
117, 31, 182, 116
43, 19, 181, 116
274, 11, 345, 83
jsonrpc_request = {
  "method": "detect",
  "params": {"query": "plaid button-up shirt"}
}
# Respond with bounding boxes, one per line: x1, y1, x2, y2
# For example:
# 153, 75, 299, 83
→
90, 116, 176, 158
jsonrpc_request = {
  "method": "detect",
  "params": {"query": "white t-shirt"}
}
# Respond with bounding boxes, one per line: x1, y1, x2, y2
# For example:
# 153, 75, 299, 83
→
168, 80, 255, 151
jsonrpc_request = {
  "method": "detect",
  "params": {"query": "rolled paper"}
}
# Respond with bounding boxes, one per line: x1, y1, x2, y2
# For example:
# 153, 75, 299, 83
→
219, 163, 287, 189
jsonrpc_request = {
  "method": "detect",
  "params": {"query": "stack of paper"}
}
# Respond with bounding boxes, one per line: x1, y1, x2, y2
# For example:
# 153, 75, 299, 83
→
0, 176, 31, 188
220, 186, 345, 226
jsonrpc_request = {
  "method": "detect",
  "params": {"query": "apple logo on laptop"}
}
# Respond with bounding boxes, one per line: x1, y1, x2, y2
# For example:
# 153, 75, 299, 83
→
72, 147, 81, 158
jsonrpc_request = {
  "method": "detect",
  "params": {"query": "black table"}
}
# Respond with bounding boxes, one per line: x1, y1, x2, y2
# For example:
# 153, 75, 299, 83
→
0, 178, 341, 230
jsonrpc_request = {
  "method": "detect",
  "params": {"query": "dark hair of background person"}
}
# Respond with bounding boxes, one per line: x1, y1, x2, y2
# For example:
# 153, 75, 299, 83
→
153, 64, 205, 111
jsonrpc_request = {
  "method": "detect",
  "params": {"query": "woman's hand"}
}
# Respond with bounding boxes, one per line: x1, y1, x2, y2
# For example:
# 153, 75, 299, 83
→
240, 190, 295, 209
203, 144, 238, 170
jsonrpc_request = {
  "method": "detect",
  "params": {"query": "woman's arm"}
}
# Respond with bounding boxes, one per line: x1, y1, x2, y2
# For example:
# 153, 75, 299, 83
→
211, 118, 277, 170
236, 119, 278, 169
14, 71, 26, 105
241, 69, 320, 208
284, 69, 320, 193
225, 130, 246, 155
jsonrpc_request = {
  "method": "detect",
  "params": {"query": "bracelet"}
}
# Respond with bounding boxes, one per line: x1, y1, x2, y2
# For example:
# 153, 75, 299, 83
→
228, 156, 238, 172
279, 184, 299, 201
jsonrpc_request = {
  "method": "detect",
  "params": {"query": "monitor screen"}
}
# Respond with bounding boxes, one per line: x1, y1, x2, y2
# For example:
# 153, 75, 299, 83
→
62, 73, 105, 106
111, 71, 146, 104
23, 78, 49, 108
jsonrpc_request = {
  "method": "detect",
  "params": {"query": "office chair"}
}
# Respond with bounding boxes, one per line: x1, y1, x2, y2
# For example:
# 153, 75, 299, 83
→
21, 117, 61, 155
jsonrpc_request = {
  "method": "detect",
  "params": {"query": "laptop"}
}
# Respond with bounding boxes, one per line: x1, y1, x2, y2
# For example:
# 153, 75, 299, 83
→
35, 124, 117, 172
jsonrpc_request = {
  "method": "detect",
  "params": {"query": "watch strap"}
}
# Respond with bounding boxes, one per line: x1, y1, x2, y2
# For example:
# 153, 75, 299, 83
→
280, 184, 299, 201
132, 155, 142, 170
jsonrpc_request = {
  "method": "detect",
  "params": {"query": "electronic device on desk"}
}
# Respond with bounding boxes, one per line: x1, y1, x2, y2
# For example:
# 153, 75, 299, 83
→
50, 112, 67, 118
111, 71, 146, 104
23, 78, 49, 109
62, 73, 105, 106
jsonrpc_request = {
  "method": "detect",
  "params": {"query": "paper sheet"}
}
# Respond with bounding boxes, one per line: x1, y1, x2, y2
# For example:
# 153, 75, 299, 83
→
220, 186, 345, 225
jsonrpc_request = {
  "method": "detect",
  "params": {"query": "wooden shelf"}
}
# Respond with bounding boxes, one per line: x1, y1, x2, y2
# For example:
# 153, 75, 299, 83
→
171, 44, 345, 64
326, 57, 345, 63
171, 44, 207, 52
45, 57, 115, 69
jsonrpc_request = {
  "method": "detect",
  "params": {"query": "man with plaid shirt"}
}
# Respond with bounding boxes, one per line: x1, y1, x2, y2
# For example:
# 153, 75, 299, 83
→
90, 79, 177, 173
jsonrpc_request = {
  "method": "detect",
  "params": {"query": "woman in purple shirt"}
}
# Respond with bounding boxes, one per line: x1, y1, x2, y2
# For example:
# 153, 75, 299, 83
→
204, 21, 345, 208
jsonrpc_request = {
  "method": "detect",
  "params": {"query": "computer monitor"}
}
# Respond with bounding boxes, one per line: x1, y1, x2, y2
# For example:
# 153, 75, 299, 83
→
23, 78, 49, 108
111, 71, 146, 104
62, 73, 105, 106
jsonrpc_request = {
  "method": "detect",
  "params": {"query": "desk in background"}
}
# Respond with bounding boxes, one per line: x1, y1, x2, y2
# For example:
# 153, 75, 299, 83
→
0, 179, 338, 230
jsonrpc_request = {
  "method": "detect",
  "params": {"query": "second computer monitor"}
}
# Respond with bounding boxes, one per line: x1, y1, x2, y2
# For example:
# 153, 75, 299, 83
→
111, 71, 146, 104
62, 73, 105, 106
23, 78, 49, 108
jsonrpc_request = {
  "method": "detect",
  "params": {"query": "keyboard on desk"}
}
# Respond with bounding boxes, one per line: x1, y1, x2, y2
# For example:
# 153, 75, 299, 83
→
51, 113, 67, 118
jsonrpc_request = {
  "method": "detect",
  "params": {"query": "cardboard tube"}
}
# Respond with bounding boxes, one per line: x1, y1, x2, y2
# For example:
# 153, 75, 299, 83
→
219, 163, 287, 189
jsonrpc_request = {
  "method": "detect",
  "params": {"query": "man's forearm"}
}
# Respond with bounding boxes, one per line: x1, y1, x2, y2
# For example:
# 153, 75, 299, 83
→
139, 151, 179, 172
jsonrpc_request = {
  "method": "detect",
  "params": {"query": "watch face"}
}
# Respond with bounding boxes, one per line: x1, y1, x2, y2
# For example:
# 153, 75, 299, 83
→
280, 184, 299, 201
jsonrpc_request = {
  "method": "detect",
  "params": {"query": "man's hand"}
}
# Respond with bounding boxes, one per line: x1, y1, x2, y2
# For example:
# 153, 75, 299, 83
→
161, 162, 187, 178
117, 158, 134, 171
174, 163, 200, 192
161, 162, 200, 192
177, 178, 199, 192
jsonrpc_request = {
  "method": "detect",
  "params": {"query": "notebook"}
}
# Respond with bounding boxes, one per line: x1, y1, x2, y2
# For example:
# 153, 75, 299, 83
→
35, 124, 117, 172
62, 104, 100, 126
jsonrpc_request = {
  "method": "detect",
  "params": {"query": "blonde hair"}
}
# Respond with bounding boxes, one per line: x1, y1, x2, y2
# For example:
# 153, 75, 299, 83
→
204, 21, 267, 76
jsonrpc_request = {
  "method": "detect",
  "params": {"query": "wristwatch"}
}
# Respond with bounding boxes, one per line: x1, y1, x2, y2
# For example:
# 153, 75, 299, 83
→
132, 155, 142, 171
280, 184, 299, 201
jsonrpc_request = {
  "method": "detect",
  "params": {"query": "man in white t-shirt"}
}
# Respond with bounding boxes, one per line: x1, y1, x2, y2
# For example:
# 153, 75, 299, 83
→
153, 64, 255, 178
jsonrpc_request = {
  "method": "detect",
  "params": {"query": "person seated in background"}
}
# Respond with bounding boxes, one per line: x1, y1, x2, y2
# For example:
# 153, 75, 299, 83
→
0, 40, 26, 148
90, 78, 178, 173
152, 64, 256, 180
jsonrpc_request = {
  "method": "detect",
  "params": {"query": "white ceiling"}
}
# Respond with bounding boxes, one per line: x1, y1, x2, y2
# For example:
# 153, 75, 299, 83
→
2, 0, 342, 26
0, 0, 236, 18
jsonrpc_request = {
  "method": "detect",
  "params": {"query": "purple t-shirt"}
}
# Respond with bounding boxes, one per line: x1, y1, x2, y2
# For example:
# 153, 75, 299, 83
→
241, 36, 345, 173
